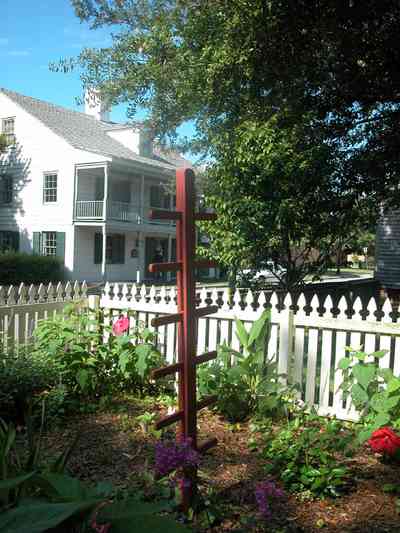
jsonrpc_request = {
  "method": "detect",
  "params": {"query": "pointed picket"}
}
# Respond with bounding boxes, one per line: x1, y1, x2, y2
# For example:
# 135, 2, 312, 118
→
64, 281, 72, 301
81, 281, 88, 298
211, 288, 219, 308
320, 295, 335, 411
293, 293, 307, 394
149, 285, 157, 305
7, 285, 17, 306
140, 284, 147, 303
0, 286, 6, 306
337, 296, 347, 319
73, 280, 80, 300
353, 297, 363, 320
55, 282, 63, 302
232, 289, 242, 313
305, 294, 320, 406
245, 289, 254, 311
18, 283, 27, 305
364, 297, 378, 356
379, 297, 392, 369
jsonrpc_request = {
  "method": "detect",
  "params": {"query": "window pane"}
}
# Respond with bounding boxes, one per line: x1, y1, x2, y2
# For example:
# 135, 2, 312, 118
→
42, 232, 57, 256
2, 118, 15, 145
0, 175, 12, 204
43, 173, 57, 203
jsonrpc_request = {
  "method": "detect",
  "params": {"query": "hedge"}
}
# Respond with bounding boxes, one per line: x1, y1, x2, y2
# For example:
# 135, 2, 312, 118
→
0, 252, 64, 285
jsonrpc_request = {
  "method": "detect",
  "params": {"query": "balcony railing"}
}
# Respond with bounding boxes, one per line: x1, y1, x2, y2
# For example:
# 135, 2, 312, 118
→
75, 200, 141, 223
75, 200, 175, 225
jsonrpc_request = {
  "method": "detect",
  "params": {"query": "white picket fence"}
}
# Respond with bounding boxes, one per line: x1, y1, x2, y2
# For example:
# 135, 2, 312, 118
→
0, 281, 88, 350
2, 280, 400, 421
100, 283, 400, 421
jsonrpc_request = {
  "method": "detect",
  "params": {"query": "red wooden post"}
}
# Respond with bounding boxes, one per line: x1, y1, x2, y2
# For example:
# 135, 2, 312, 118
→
148, 167, 218, 511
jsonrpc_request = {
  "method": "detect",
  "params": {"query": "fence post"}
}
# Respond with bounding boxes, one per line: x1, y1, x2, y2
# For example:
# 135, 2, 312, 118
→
278, 293, 294, 385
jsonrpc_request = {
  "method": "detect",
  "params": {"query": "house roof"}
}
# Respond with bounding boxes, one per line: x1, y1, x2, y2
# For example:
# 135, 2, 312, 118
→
0, 88, 177, 171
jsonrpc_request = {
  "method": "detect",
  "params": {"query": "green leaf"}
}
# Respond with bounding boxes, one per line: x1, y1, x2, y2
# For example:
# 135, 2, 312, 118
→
387, 377, 400, 395
248, 309, 271, 347
38, 473, 98, 501
76, 369, 88, 391
234, 317, 249, 349
351, 383, 369, 405
352, 364, 375, 389
99, 499, 191, 532
0, 472, 35, 491
135, 344, 153, 378
0, 500, 100, 533
370, 350, 388, 359
338, 358, 351, 370
372, 412, 391, 429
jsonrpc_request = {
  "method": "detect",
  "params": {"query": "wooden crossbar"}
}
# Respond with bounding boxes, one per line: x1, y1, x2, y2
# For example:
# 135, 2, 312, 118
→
155, 410, 184, 430
152, 362, 183, 379
149, 209, 182, 221
195, 305, 219, 318
197, 437, 218, 453
195, 212, 217, 222
149, 261, 182, 273
194, 259, 218, 269
195, 350, 217, 365
196, 395, 218, 410
151, 312, 182, 327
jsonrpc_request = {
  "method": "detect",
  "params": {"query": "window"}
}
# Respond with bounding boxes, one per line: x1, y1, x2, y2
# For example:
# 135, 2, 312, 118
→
42, 231, 57, 256
0, 231, 19, 252
43, 173, 58, 203
94, 233, 125, 264
1, 117, 15, 145
0, 175, 13, 204
33, 231, 65, 261
150, 184, 170, 209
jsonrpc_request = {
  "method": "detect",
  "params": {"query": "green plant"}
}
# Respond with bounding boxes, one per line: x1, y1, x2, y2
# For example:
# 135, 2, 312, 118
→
136, 412, 161, 438
262, 412, 354, 498
0, 348, 60, 423
0, 252, 64, 285
33, 303, 166, 401
338, 347, 400, 441
198, 310, 296, 422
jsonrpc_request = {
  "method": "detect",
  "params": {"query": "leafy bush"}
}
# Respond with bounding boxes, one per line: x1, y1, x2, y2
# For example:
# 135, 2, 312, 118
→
198, 310, 296, 422
262, 412, 354, 498
339, 347, 400, 442
0, 349, 60, 422
0, 252, 63, 285
33, 303, 166, 400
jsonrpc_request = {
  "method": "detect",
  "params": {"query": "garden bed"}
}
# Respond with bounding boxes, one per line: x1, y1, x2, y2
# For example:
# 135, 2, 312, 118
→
39, 396, 400, 532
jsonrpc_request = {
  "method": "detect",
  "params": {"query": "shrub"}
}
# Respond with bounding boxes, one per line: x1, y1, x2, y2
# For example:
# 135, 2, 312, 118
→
198, 310, 297, 422
338, 347, 400, 442
32, 303, 167, 400
0, 252, 64, 285
262, 412, 354, 498
0, 348, 61, 422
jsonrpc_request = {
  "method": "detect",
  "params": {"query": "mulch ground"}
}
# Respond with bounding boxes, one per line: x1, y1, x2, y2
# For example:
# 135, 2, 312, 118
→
41, 397, 400, 532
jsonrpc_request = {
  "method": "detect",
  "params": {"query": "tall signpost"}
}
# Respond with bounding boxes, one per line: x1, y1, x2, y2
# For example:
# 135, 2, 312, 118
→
149, 168, 218, 509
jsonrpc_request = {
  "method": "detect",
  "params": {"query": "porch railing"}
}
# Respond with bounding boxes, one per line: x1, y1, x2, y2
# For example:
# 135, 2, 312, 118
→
75, 200, 173, 225
75, 200, 103, 219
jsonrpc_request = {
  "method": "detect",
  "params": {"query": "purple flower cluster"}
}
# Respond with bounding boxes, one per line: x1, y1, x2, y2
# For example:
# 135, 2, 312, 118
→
255, 480, 285, 520
155, 438, 200, 477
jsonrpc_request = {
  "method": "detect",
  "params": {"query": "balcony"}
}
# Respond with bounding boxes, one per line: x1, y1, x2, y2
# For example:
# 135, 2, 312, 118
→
75, 200, 141, 223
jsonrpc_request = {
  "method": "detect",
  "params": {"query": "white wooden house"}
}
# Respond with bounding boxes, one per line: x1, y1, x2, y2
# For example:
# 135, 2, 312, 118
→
0, 87, 189, 282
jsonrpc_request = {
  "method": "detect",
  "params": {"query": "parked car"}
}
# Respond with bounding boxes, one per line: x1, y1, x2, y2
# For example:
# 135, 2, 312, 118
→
237, 262, 287, 286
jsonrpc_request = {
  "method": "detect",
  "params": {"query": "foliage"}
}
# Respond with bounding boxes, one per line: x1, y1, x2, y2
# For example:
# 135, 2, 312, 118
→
261, 412, 354, 499
254, 479, 285, 520
339, 347, 400, 442
0, 348, 60, 422
198, 310, 296, 422
59, 1, 400, 288
0, 252, 64, 285
0, 416, 189, 533
32, 303, 166, 401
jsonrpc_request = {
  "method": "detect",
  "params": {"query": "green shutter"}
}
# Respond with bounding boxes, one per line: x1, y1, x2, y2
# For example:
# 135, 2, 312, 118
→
94, 232, 102, 264
11, 231, 19, 252
112, 234, 125, 264
150, 185, 160, 207
32, 232, 42, 255
56, 232, 65, 262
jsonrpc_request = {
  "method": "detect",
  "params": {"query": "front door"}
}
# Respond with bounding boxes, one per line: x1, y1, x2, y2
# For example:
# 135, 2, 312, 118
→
145, 237, 168, 279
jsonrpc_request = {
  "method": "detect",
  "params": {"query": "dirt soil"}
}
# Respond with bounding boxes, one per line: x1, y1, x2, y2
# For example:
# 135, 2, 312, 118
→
42, 398, 400, 533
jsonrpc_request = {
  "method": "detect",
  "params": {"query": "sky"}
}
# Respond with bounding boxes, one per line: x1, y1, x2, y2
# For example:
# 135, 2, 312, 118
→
0, 0, 195, 140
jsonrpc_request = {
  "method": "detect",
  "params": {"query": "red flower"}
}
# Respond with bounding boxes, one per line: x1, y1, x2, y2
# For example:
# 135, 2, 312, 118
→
112, 316, 129, 336
368, 427, 400, 456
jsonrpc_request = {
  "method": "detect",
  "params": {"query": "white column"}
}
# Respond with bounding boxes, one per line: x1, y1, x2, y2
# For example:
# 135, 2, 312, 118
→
103, 163, 109, 221
101, 223, 107, 280
140, 174, 145, 222
73, 166, 78, 220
